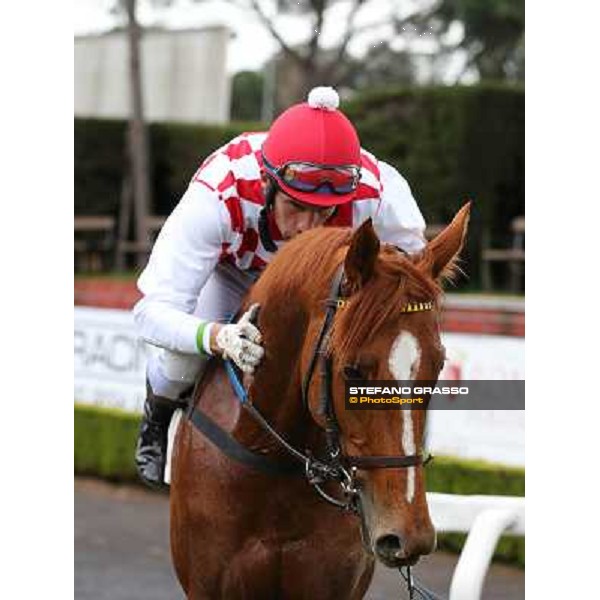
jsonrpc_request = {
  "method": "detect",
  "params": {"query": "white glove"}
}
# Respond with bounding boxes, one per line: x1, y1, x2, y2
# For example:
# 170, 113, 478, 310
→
215, 304, 264, 374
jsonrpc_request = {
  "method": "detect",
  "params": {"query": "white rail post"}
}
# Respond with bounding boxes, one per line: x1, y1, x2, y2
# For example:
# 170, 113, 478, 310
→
448, 508, 519, 600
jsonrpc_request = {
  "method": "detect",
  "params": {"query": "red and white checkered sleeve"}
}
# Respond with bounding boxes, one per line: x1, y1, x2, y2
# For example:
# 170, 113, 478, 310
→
373, 161, 426, 254
133, 182, 233, 354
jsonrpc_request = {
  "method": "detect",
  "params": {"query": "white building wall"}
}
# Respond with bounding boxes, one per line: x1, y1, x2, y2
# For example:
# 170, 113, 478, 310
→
75, 27, 231, 123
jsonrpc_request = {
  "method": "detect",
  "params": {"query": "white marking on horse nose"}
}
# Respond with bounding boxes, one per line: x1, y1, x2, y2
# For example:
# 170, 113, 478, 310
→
388, 332, 421, 504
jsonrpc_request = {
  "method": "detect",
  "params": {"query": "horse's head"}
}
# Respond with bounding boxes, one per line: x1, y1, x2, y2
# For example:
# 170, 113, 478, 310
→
301, 203, 470, 567
246, 202, 469, 568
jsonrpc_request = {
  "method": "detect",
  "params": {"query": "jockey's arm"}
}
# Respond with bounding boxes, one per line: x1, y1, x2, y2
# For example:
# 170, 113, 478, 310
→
134, 183, 228, 356
372, 161, 427, 254
133, 182, 264, 373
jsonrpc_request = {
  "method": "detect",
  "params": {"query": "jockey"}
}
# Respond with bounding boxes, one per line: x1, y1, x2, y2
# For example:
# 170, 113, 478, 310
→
133, 86, 427, 488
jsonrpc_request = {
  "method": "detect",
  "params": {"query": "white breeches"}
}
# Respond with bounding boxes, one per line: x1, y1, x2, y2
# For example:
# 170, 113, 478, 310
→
146, 263, 259, 400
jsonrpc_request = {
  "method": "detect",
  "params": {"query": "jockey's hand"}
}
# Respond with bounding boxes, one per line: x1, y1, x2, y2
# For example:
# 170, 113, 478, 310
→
211, 304, 264, 374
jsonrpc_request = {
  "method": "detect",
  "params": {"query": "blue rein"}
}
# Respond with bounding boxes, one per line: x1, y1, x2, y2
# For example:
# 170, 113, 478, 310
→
224, 358, 249, 405
221, 311, 250, 404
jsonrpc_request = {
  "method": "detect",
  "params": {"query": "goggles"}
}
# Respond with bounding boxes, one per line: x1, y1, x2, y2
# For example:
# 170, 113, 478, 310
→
263, 156, 361, 195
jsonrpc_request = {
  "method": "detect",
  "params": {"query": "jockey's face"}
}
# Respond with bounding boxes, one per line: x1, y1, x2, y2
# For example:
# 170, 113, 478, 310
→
272, 190, 336, 240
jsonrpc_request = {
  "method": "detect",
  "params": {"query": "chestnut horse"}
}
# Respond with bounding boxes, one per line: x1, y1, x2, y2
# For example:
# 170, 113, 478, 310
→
170, 203, 470, 599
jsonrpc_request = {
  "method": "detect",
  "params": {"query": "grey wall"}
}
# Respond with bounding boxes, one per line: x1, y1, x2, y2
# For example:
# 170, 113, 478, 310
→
75, 27, 231, 123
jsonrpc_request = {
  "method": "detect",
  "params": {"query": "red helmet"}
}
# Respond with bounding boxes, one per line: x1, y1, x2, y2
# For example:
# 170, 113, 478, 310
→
262, 87, 362, 207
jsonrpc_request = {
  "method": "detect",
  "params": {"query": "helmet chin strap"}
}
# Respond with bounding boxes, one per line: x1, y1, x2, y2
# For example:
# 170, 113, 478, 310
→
258, 178, 279, 253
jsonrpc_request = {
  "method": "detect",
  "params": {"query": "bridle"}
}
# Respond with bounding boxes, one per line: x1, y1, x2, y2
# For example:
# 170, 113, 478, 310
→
187, 261, 441, 599
297, 264, 432, 512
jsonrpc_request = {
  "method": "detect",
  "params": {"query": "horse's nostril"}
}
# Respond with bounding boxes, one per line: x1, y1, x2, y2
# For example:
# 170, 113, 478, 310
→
375, 534, 403, 560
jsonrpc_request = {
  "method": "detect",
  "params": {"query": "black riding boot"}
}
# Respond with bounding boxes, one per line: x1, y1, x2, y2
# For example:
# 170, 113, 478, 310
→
135, 384, 187, 489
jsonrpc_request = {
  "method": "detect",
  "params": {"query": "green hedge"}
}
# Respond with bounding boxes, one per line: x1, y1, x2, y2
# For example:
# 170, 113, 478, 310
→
343, 84, 524, 232
74, 403, 140, 479
344, 84, 524, 286
74, 403, 524, 566
74, 119, 262, 218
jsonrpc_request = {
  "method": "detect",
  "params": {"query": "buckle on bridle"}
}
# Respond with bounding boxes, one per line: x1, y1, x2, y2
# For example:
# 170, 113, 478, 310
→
340, 465, 360, 496
304, 453, 335, 485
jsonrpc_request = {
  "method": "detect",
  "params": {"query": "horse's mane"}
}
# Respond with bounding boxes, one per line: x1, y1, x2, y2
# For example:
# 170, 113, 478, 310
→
331, 243, 443, 365
248, 228, 349, 319
254, 227, 446, 365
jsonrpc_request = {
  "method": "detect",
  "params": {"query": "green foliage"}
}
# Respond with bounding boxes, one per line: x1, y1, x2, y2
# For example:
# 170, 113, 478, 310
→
230, 71, 264, 121
426, 455, 525, 496
74, 403, 140, 479
343, 84, 524, 283
73, 403, 524, 566
425, 0, 525, 80
74, 119, 128, 217
343, 84, 523, 228
75, 119, 263, 217
341, 45, 418, 90
438, 531, 524, 568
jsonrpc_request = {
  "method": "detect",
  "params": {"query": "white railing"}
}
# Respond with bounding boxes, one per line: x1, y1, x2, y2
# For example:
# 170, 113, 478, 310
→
426, 493, 525, 600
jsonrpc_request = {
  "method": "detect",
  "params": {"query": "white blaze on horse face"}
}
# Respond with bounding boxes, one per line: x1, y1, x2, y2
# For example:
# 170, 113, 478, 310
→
388, 332, 421, 504
388, 332, 421, 381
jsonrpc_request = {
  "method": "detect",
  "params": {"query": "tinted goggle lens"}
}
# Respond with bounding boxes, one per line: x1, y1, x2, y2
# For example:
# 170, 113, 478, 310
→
282, 164, 358, 193
265, 159, 360, 194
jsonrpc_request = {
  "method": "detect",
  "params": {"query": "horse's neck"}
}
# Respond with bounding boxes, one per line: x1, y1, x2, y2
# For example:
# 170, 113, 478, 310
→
231, 299, 321, 457
233, 360, 317, 458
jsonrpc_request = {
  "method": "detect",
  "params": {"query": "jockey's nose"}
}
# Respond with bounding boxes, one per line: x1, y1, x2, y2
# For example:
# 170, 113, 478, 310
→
295, 213, 317, 235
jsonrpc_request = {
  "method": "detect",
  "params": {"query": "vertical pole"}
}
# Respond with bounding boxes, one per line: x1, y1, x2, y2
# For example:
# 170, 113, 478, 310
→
261, 59, 276, 123
125, 0, 151, 270
115, 175, 132, 272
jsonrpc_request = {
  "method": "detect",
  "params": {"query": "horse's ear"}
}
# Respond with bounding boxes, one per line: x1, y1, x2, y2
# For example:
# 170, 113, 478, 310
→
344, 218, 380, 293
426, 202, 471, 281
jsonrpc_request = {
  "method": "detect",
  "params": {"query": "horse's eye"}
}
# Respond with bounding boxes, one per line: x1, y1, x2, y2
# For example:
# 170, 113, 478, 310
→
343, 365, 364, 380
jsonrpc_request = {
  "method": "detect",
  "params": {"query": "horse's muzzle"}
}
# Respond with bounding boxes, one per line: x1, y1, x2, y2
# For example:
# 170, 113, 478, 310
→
374, 531, 435, 567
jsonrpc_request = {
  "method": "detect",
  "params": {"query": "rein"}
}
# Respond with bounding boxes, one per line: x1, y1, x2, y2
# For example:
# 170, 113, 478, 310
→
399, 567, 446, 600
